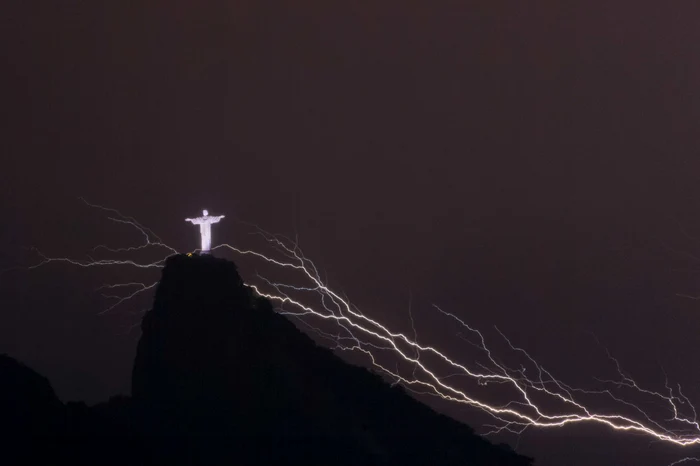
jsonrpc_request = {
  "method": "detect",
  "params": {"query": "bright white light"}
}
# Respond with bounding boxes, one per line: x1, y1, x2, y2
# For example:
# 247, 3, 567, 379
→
185, 210, 225, 253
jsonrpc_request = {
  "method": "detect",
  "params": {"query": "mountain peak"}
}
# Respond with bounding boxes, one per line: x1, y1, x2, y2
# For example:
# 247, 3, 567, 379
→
129, 254, 532, 465
0, 254, 532, 465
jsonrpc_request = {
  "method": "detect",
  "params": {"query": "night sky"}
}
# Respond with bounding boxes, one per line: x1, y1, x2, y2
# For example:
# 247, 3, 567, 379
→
3, 2, 700, 465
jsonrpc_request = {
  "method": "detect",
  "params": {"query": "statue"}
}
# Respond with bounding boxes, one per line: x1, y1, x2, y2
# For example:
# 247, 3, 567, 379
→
185, 209, 225, 254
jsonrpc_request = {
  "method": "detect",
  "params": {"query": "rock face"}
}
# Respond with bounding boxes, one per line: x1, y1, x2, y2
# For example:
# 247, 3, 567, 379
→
130, 254, 533, 466
1, 254, 533, 465
132, 254, 252, 416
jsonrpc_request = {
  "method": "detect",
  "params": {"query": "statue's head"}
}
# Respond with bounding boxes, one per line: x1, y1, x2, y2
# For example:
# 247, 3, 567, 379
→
203, 209, 209, 216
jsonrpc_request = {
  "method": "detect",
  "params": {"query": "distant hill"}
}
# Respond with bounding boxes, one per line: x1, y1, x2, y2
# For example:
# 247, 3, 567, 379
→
0, 254, 533, 466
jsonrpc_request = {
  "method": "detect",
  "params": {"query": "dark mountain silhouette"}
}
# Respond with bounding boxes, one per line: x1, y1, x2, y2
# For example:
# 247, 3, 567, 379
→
0, 254, 533, 465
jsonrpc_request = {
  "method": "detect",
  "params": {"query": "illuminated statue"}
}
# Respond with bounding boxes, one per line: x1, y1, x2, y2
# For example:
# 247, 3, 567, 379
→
185, 209, 225, 254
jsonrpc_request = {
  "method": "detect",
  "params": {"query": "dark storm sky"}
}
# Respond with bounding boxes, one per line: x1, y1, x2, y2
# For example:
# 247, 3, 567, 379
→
3, 2, 700, 465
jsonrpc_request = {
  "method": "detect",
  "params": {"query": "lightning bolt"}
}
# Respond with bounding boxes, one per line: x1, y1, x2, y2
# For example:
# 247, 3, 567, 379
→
22, 201, 700, 464
26, 200, 176, 318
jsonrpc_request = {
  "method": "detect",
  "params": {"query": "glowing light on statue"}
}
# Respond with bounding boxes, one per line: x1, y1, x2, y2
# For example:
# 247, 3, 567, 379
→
185, 209, 225, 254
21, 200, 700, 464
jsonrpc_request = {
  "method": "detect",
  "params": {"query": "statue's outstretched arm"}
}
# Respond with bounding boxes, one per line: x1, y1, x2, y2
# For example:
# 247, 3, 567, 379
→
185, 218, 194, 223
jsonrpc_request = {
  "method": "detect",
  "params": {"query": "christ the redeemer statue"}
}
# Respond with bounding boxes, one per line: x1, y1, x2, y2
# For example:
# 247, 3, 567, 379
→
185, 210, 225, 254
